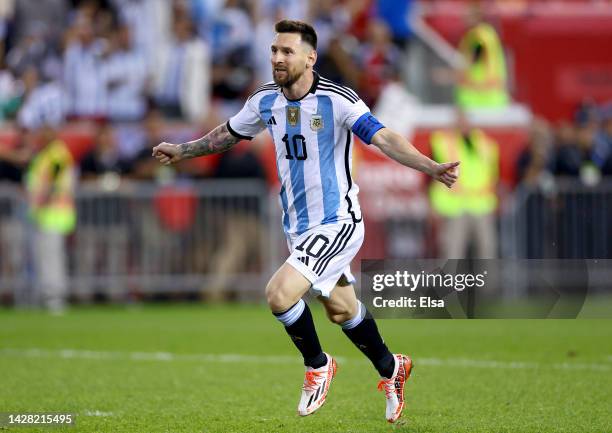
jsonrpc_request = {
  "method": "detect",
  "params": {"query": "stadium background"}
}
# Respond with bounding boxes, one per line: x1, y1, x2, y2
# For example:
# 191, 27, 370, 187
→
1, 1, 611, 432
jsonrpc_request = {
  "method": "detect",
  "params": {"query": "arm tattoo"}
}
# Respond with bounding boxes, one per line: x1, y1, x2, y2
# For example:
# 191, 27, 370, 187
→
177, 123, 239, 159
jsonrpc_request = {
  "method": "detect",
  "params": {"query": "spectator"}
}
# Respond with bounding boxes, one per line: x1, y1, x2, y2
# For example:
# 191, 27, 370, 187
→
375, 0, 415, 48
69, 0, 117, 24
252, 2, 283, 86
127, 108, 171, 180
189, 0, 224, 43
595, 103, 612, 176
359, 19, 400, 107
551, 115, 604, 258
517, 118, 555, 187
91, 2, 119, 41
25, 122, 76, 312
307, 0, 359, 86
80, 123, 131, 181
63, 14, 108, 120
210, 0, 254, 119
553, 116, 602, 185
5, 22, 62, 79
152, 13, 210, 122
0, 1, 15, 58
552, 122, 580, 177
10, 0, 68, 50
575, 119, 601, 185
17, 66, 67, 131
309, 1, 350, 54
0, 131, 34, 286
102, 23, 148, 122
76, 124, 130, 299
345, 0, 374, 42
516, 120, 556, 259
429, 108, 499, 259
455, 5, 509, 110
210, 0, 255, 62
111, 0, 172, 69
0, 57, 21, 123
0, 130, 34, 184
0, 147, 25, 185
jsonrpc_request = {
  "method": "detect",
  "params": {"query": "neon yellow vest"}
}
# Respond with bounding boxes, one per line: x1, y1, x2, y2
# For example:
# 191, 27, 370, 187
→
456, 23, 509, 109
26, 140, 76, 234
429, 129, 498, 217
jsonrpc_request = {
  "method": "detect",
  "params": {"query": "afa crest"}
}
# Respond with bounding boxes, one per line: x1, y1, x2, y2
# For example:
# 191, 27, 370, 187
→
287, 106, 300, 126
310, 115, 324, 131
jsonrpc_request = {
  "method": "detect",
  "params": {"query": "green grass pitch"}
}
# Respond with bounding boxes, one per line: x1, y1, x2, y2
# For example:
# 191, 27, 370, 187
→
1, 303, 611, 433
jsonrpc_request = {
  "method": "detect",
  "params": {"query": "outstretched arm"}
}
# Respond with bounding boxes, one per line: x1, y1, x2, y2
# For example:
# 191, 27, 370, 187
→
371, 128, 460, 188
152, 123, 239, 165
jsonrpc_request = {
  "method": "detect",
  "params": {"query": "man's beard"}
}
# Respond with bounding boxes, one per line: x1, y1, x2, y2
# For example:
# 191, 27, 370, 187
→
272, 67, 302, 88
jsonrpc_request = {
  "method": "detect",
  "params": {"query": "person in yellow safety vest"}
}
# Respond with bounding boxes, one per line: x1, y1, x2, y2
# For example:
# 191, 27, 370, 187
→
429, 109, 499, 259
455, 6, 509, 110
26, 137, 76, 233
25, 125, 76, 311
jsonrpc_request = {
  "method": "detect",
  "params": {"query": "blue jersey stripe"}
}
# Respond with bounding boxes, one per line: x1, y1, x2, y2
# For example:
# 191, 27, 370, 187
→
259, 93, 277, 125
286, 101, 309, 234
316, 95, 340, 224
259, 93, 290, 232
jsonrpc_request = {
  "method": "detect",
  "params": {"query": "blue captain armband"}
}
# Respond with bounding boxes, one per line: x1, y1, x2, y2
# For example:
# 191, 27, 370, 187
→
351, 112, 385, 144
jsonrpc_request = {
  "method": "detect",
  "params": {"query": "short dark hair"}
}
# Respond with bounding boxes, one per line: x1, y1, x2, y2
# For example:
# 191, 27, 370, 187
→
275, 20, 317, 50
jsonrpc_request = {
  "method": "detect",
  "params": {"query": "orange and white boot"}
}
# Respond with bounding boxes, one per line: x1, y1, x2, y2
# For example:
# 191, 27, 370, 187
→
377, 354, 413, 423
297, 353, 337, 416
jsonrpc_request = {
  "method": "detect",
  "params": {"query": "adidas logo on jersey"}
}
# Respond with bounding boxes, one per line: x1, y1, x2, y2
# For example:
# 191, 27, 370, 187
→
267, 116, 277, 125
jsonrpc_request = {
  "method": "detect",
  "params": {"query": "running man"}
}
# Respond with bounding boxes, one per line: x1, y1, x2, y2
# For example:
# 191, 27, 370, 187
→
153, 20, 459, 423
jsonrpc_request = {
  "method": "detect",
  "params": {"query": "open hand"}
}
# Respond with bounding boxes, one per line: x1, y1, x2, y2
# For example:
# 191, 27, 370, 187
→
432, 161, 460, 188
152, 143, 182, 165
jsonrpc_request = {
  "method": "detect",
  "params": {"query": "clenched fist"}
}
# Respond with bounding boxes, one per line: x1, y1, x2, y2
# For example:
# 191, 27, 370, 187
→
152, 143, 183, 165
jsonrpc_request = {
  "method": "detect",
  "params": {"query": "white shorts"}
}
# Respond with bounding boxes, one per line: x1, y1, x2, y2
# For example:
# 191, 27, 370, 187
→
285, 221, 364, 298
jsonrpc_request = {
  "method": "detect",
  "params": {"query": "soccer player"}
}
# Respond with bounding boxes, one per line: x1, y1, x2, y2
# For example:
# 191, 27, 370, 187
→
153, 20, 459, 423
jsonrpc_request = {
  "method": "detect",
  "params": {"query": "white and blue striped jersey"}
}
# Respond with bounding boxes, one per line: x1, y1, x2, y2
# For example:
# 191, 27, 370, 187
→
227, 72, 384, 235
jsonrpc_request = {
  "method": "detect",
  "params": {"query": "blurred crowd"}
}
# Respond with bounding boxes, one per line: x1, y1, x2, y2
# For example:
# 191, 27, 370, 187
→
518, 101, 612, 188
0, 1, 410, 119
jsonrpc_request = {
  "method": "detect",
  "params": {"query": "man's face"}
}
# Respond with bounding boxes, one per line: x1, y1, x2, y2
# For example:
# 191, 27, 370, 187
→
271, 32, 314, 87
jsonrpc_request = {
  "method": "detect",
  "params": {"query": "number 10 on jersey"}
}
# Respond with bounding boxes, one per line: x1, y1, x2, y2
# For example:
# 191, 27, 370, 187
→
283, 134, 308, 160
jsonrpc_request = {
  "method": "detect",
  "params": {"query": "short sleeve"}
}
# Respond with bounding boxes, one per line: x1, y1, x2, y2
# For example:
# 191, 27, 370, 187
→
227, 100, 266, 140
339, 98, 385, 144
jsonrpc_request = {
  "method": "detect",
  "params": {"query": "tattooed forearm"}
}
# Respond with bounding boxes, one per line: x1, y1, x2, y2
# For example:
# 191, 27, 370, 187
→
177, 124, 239, 159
